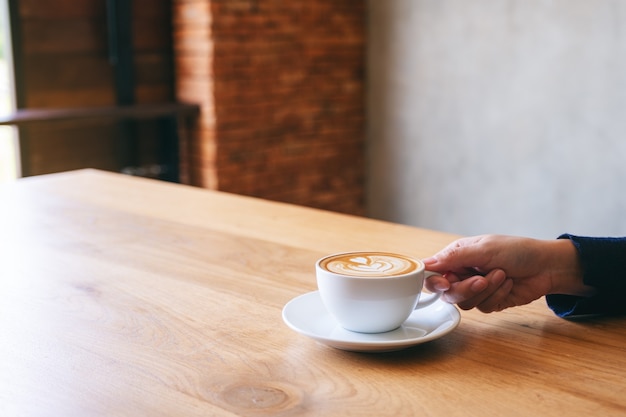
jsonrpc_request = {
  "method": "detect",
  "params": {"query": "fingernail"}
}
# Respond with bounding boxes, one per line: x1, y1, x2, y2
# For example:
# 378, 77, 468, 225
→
492, 270, 506, 285
423, 257, 437, 265
470, 278, 488, 293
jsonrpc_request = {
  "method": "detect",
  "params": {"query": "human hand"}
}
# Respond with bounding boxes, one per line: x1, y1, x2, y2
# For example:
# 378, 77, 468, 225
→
423, 235, 590, 313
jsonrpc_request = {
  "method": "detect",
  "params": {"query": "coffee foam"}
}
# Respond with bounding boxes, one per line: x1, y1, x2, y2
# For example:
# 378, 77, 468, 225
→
319, 252, 420, 277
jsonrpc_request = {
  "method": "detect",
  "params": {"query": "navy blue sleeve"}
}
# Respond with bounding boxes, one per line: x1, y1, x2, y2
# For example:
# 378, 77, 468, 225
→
546, 234, 626, 318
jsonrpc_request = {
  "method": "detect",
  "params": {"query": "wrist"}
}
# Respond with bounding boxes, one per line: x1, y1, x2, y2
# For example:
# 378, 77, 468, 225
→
546, 238, 596, 297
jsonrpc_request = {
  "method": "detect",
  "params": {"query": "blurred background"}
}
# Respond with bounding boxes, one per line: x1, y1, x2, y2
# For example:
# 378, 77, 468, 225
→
0, 1, 17, 183
0, 0, 366, 217
368, 1, 626, 238
1, 0, 625, 239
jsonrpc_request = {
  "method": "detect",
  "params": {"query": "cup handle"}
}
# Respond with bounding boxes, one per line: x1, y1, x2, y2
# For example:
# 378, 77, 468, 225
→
414, 270, 442, 310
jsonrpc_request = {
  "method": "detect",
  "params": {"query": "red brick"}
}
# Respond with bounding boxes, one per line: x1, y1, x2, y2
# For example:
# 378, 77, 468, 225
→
173, 0, 365, 214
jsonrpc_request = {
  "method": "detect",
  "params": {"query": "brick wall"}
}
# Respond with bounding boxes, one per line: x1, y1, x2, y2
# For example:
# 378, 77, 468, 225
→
173, 0, 366, 215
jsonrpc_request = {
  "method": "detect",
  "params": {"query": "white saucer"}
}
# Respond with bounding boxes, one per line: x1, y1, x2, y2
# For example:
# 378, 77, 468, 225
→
282, 291, 461, 352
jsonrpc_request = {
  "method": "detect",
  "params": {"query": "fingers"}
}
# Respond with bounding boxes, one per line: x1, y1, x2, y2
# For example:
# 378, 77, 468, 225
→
423, 234, 534, 313
424, 235, 492, 274
425, 268, 516, 313
448, 269, 507, 310
439, 275, 487, 304
425, 271, 463, 293
424, 274, 451, 293
475, 278, 514, 313
425, 270, 492, 305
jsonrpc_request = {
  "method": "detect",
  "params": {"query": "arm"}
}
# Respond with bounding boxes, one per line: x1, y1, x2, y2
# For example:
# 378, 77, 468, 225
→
546, 234, 626, 318
423, 234, 599, 316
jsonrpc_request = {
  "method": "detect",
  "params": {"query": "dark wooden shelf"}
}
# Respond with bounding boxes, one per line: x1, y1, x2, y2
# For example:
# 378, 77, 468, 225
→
0, 102, 200, 126
2, 102, 200, 183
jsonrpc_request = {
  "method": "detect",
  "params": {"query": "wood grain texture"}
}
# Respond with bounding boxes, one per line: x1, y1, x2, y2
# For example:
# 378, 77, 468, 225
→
1, 169, 625, 416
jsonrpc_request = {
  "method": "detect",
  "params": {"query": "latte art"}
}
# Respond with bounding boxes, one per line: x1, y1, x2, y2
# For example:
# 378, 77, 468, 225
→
319, 252, 420, 277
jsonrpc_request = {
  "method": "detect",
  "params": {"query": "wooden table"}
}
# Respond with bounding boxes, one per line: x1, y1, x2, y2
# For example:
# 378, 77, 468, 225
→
1, 169, 624, 416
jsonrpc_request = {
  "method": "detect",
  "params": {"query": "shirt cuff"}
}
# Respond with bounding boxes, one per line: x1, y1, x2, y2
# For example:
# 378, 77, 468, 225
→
546, 294, 604, 319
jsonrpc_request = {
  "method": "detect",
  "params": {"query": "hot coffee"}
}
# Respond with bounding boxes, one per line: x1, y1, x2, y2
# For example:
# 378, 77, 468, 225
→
318, 252, 420, 278
316, 251, 439, 333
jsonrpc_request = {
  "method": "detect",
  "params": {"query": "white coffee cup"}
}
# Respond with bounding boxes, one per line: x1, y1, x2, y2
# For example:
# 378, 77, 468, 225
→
316, 251, 440, 333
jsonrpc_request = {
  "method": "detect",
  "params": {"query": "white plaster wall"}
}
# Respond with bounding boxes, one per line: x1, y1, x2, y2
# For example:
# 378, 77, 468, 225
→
367, 0, 626, 239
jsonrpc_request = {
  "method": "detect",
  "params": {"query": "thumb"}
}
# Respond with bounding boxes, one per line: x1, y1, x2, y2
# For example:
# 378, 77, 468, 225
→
424, 237, 490, 273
